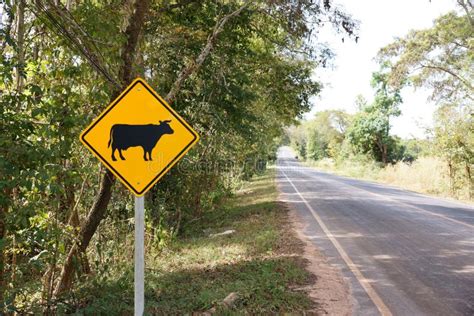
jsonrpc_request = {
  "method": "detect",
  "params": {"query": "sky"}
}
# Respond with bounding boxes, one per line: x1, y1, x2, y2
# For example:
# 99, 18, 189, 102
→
307, 0, 457, 138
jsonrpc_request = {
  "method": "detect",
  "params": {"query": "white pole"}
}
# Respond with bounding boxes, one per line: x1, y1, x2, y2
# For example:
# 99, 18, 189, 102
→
135, 196, 145, 316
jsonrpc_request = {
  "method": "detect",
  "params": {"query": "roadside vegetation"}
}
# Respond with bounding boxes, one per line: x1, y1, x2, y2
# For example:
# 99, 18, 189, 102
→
0, 0, 358, 313
62, 169, 315, 314
287, 3, 473, 201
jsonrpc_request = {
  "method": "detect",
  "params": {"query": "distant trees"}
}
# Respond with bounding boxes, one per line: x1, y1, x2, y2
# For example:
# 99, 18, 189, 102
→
287, 110, 350, 160
378, 2, 473, 198
289, 69, 406, 165
287, 1, 473, 200
306, 110, 350, 160
346, 69, 402, 164
432, 104, 473, 198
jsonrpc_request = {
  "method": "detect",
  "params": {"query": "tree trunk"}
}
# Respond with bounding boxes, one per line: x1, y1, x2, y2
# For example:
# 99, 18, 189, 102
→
53, 170, 115, 295
66, 0, 73, 10
375, 135, 388, 165
448, 161, 455, 196
1, 1, 26, 309
0, 188, 11, 313
0, 186, 14, 315
382, 143, 388, 165
16, 0, 26, 92
52, 0, 250, 297
53, 0, 151, 296
466, 162, 472, 199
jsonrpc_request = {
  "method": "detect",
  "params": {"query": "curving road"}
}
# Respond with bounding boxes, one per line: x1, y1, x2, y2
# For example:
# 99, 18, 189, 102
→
276, 147, 474, 316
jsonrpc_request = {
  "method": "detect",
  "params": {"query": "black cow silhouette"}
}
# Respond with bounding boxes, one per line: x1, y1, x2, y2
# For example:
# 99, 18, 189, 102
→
108, 120, 174, 161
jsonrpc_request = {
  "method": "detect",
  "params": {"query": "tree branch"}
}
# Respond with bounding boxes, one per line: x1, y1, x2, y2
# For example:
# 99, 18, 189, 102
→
156, 0, 200, 14
31, 0, 121, 88
165, 0, 252, 103
53, 0, 151, 296
420, 62, 474, 92
457, 0, 474, 27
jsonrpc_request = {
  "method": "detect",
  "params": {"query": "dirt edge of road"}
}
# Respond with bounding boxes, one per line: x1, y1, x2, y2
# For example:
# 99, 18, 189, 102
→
283, 200, 353, 315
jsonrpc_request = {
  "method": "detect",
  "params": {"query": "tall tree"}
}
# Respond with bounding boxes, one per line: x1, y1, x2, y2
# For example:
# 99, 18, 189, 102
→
377, 2, 473, 194
377, 7, 473, 103
432, 103, 474, 198
1, 0, 358, 311
347, 69, 402, 164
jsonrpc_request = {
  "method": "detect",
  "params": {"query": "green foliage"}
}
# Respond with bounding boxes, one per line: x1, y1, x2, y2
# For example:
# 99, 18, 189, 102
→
54, 170, 313, 314
377, 3, 473, 198
0, 0, 357, 312
432, 103, 473, 198
346, 69, 402, 164
287, 110, 350, 160
401, 138, 432, 159
378, 10, 473, 103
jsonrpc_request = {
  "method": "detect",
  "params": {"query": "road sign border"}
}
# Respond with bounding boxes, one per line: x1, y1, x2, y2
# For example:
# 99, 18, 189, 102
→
79, 78, 199, 196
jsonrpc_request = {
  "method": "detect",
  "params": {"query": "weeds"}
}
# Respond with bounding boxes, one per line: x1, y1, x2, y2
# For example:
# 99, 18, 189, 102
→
69, 169, 313, 314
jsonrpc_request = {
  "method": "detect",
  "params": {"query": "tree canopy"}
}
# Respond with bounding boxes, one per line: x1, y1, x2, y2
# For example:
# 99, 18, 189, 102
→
377, 8, 473, 103
287, 1, 472, 200
346, 69, 402, 164
0, 0, 357, 312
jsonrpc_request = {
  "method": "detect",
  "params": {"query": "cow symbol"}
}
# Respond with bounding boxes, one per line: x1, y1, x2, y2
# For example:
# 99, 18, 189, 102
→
108, 120, 174, 161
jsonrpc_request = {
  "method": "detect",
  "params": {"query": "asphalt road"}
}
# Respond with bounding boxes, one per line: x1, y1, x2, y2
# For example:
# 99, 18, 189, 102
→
276, 147, 474, 316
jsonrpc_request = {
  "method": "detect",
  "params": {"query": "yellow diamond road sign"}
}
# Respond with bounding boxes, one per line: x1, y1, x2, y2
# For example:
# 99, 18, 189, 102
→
80, 78, 199, 196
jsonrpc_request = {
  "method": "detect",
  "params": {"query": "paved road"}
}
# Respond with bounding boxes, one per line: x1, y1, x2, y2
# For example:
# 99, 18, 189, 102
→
276, 147, 474, 316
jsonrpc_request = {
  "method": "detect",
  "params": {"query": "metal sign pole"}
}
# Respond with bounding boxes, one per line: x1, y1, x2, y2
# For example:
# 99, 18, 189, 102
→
134, 196, 145, 316
79, 78, 199, 314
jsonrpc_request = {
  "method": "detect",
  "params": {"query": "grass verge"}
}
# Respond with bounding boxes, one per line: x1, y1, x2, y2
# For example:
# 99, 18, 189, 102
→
75, 168, 315, 314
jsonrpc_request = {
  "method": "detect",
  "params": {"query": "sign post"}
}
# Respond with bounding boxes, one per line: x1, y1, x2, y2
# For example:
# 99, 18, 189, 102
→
134, 196, 145, 316
79, 78, 199, 315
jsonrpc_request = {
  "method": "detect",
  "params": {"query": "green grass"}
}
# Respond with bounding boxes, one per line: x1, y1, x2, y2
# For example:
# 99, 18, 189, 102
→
73, 169, 314, 315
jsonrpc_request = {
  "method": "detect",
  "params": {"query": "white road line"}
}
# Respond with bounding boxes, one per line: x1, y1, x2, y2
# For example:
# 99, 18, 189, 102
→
280, 169, 392, 316
295, 167, 474, 230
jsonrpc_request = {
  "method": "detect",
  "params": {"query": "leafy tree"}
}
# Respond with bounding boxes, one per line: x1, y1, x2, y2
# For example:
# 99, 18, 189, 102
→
0, 0, 357, 312
287, 110, 351, 160
347, 69, 402, 164
377, 7, 473, 103
287, 124, 308, 159
378, 1, 473, 196
305, 110, 350, 160
432, 103, 473, 198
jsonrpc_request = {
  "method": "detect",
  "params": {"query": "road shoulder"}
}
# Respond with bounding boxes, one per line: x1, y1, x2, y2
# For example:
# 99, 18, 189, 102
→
277, 168, 353, 315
